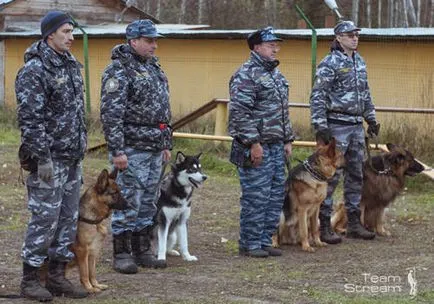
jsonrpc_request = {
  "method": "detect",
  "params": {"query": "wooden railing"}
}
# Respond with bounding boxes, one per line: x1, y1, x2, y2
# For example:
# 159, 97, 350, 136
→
86, 99, 434, 179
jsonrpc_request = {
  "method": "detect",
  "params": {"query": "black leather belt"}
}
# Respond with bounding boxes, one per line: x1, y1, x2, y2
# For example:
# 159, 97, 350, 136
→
327, 118, 362, 126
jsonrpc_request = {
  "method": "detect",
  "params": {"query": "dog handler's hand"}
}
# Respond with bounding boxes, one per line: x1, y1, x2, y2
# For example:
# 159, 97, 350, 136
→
284, 142, 292, 158
250, 143, 263, 167
37, 159, 54, 182
367, 122, 380, 137
162, 149, 171, 162
113, 154, 128, 170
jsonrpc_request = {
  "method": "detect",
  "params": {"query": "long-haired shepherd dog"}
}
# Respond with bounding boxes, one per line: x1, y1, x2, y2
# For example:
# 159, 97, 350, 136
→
154, 152, 207, 268
272, 138, 343, 252
71, 169, 128, 292
331, 143, 424, 237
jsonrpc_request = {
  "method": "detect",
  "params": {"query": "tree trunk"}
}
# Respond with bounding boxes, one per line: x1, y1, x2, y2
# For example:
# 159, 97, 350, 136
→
416, 0, 421, 26
406, 0, 417, 26
198, 0, 206, 24
388, 0, 394, 27
156, 0, 161, 20
147, 0, 151, 14
378, 0, 382, 27
271, 0, 277, 26
394, 0, 399, 27
366, 0, 372, 28
179, 0, 187, 24
264, 0, 269, 24
403, 0, 409, 27
430, 0, 434, 27
352, 0, 359, 25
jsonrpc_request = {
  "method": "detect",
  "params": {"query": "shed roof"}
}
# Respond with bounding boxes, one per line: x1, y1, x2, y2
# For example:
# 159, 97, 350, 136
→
0, 0, 14, 6
0, 24, 433, 40
0, 0, 160, 24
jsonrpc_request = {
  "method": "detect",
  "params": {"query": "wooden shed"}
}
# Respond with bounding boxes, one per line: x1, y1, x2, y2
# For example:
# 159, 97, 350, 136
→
0, 0, 159, 31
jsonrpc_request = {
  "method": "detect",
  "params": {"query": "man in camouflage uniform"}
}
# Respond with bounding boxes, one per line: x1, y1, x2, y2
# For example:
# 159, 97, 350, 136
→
15, 11, 88, 301
229, 27, 294, 258
100, 19, 172, 273
310, 21, 380, 244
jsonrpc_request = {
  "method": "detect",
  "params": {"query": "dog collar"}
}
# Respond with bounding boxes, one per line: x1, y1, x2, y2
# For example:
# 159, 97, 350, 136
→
303, 160, 329, 182
79, 214, 109, 225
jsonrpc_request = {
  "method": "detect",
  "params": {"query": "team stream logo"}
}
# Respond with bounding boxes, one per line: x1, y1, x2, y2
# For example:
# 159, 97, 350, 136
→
344, 267, 425, 297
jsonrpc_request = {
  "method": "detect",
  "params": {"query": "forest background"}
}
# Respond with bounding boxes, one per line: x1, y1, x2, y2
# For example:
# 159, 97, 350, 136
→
131, 0, 433, 29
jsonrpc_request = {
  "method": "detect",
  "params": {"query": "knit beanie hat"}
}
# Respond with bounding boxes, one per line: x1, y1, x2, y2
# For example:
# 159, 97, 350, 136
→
40, 11, 74, 39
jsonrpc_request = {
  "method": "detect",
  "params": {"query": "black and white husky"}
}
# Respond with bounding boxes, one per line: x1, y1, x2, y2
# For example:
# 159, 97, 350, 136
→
154, 152, 207, 268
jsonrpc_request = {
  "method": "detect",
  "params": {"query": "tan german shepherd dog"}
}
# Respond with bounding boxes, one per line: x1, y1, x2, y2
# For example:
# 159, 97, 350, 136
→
331, 143, 424, 237
71, 169, 128, 292
272, 138, 343, 252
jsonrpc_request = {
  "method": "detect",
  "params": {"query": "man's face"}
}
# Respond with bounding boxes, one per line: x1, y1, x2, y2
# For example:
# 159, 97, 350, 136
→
254, 41, 280, 61
336, 31, 359, 52
46, 23, 74, 53
130, 37, 158, 59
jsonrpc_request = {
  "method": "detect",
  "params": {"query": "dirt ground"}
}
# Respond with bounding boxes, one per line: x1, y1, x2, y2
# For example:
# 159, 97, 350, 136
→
0, 145, 433, 304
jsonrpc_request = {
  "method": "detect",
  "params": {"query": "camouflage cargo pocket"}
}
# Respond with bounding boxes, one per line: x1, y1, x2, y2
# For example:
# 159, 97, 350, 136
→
229, 139, 252, 168
18, 144, 38, 172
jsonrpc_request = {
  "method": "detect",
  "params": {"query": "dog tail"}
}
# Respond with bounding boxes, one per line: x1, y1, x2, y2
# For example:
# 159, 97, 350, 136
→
282, 187, 292, 222
331, 201, 346, 233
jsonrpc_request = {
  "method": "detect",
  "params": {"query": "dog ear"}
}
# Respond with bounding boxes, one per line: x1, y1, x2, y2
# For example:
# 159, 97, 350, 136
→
176, 151, 186, 164
96, 169, 109, 194
386, 143, 397, 152
326, 137, 337, 158
109, 168, 118, 180
195, 152, 203, 159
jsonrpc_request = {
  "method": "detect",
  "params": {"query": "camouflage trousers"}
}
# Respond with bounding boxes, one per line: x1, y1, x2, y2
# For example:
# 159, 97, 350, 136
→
111, 148, 163, 235
320, 123, 365, 217
238, 142, 286, 250
21, 159, 82, 267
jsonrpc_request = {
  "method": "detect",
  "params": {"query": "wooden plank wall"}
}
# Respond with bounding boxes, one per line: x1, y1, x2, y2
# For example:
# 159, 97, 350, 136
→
0, 0, 145, 29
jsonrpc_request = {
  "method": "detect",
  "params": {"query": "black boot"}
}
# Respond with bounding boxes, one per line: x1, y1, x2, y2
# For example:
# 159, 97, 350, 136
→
319, 214, 342, 244
20, 262, 53, 302
347, 210, 376, 240
132, 227, 158, 268
113, 231, 138, 274
46, 260, 88, 298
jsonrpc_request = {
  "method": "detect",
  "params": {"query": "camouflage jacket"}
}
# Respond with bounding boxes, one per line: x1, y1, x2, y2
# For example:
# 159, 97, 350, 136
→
15, 40, 87, 163
100, 44, 172, 155
228, 51, 294, 146
310, 47, 376, 131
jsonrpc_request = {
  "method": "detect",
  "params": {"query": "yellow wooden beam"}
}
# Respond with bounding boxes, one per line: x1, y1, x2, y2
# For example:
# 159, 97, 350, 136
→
173, 132, 433, 180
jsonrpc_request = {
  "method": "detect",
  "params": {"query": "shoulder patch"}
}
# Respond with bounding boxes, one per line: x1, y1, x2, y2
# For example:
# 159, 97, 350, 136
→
105, 78, 119, 93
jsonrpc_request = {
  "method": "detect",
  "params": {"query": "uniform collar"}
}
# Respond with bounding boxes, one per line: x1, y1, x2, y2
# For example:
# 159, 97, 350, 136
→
250, 51, 279, 71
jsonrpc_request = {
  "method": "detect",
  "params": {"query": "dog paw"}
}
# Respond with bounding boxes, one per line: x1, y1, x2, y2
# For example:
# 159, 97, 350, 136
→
314, 240, 327, 247
302, 245, 315, 253
93, 283, 108, 290
377, 230, 391, 237
86, 286, 102, 293
183, 255, 198, 262
167, 249, 180, 256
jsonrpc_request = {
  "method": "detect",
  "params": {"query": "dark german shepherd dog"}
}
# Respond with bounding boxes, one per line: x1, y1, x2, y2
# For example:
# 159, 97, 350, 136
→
272, 138, 344, 252
331, 143, 424, 237
71, 169, 128, 292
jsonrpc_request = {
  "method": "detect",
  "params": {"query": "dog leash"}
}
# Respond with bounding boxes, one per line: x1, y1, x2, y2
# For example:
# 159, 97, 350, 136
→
285, 157, 291, 175
126, 160, 169, 190
365, 136, 391, 176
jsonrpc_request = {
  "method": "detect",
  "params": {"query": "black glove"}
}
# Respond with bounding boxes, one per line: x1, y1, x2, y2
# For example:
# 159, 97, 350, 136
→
38, 159, 54, 182
367, 122, 380, 137
315, 129, 332, 145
